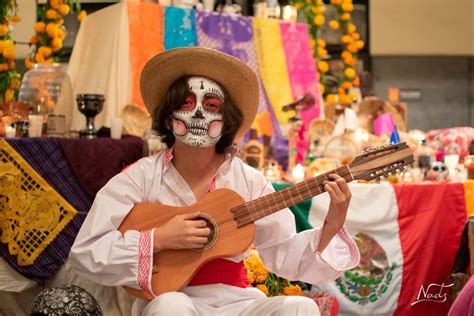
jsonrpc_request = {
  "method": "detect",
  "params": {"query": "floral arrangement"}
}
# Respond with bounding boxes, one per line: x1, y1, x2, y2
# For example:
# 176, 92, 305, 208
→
244, 249, 303, 296
25, 0, 86, 68
0, 0, 21, 102
291, 0, 365, 106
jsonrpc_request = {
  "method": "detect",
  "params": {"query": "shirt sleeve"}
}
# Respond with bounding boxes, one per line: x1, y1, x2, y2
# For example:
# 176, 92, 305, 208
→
253, 180, 360, 285
69, 161, 156, 296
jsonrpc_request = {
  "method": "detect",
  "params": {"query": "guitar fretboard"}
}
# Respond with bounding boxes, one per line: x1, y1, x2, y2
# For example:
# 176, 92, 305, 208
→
231, 165, 353, 227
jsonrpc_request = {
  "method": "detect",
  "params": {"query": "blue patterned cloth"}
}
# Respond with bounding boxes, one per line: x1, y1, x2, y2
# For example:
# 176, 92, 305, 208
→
1, 138, 91, 284
164, 6, 197, 50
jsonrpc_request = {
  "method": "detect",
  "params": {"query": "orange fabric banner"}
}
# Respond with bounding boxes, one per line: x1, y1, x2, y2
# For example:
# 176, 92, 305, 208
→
128, 2, 164, 109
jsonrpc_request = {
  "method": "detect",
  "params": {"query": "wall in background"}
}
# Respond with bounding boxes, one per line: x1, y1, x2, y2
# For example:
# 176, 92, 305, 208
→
370, 0, 474, 56
372, 56, 473, 131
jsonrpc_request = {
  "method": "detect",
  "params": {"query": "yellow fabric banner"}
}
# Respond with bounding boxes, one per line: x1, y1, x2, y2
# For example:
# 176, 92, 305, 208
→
253, 18, 295, 126
464, 180, 474, 216
0, 141, 77, 266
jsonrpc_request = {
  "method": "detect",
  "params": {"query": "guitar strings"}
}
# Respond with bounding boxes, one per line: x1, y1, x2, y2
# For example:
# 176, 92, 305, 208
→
233, 168, 352, 226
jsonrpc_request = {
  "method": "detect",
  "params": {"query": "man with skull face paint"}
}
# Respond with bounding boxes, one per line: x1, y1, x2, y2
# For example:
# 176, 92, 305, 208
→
70, 48, 360, 315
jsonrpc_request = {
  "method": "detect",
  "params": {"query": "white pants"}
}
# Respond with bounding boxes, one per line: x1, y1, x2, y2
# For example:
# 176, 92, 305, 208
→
132, 284, 320, 316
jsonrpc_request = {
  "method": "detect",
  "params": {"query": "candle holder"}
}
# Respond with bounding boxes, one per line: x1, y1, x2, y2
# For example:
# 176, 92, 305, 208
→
76, 94, 104, 139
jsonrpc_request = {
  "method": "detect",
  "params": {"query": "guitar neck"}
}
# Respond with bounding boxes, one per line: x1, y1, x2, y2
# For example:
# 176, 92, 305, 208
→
232, 165, 354, 227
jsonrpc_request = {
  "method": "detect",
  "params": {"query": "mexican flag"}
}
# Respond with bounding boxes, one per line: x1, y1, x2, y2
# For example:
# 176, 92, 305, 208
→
278, 182, 467, 316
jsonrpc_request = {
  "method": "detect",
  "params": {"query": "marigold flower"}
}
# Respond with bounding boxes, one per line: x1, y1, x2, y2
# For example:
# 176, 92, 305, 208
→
256, 284, 269, 296
347, 43, 359, 53
50, 0, 61, 9
352, 32, 360, 40
330, 0, 342, 4
343, 0, 352, 3
46, 23, 59, 38
309, 38, 315, 48
317, 61, 329, 73
342, 35, 354, 44
283, 285, 302, 296
341, 3, 353, 12
344, 67, 356, 79
255, 271, 268, 283
30, 36, 39, 44
318, 47, 328, 57
317, 39, 326, 48
25, 58, 34, 69
342, 81, 353, 90
311, 5, 325, 14
313, 15, 325, 26
10, 79, 20, 90
51, 38, 63, 52
326, 94, 338, 105
38, 46, 52, 57
35, 53, 46, 64
0, 63, 9, 71
355, 40, 365, 49
329, 20, 339, 29
341, 13, 351, 20
339, 94, 352, 104
352, 77, 360, 87
319, 84, 325, 94
347, 23, 356, 34
5, 89, 14, 102
35, 22, 46, 33
10, 16, 21, 22
77, 10, 87, 22
344, 56, 356, 66
57, 28, 66, 40
46, 9, 60, 20
58, 4, 70, 16
3, 47, 14, 59
0, 25, 9, 36
341, 50, 352, 59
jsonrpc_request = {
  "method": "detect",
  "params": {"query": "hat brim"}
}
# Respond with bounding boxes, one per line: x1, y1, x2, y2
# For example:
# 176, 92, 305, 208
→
140, 47, 259, 140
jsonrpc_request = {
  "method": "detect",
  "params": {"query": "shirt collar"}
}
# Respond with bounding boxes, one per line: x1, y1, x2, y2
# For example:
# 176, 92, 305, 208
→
162, 145, 239, 174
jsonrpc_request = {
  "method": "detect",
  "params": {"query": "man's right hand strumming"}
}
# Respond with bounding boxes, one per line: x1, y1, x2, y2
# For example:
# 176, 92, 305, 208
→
153, 211, 211, 252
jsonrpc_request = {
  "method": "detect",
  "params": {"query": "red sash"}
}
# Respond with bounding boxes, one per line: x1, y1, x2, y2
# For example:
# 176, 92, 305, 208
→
187, 259, 250, 288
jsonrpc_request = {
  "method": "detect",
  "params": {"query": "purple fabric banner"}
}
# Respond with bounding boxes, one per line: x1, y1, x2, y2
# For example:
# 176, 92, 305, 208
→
196, 11, 270, 114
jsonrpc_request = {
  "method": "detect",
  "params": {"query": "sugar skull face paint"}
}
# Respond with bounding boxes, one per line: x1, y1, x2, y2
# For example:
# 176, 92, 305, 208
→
171, 77, 225, 147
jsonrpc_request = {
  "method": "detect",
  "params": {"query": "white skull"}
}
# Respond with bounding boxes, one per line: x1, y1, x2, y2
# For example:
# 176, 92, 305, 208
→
425, 162, 449, 181
171, 76, 225, 147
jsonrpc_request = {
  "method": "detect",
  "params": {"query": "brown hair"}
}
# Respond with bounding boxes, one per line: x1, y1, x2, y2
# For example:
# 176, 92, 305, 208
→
152, 76, 244, 153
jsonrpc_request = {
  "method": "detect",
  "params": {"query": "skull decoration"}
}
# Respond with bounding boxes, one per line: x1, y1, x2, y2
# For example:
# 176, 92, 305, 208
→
171, 76, 225, 147
424, 162, 449, 181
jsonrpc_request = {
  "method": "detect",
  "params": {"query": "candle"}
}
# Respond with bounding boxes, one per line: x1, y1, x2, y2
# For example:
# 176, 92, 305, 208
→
5, 126, 15, 138
291, 164, 305, 183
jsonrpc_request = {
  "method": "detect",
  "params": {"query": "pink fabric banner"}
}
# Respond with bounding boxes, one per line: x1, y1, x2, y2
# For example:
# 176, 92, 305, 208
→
280, 22, 321, 162
279, 21, 320, 123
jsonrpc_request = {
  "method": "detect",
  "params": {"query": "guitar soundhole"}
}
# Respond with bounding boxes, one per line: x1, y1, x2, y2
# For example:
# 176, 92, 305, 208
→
191, 214, 218, 252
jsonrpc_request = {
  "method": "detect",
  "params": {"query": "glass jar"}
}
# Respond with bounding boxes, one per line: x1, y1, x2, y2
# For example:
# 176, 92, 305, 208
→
1, 101, 29, 137
18, 63, 73, 124
464, 155, 474, 180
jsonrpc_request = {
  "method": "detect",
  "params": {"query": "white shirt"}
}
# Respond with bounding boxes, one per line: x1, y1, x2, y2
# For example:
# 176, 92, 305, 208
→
69, 148, 360, 298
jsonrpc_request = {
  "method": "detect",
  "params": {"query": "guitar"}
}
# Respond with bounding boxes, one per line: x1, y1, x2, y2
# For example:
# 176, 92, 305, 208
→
118, 142, 414, 299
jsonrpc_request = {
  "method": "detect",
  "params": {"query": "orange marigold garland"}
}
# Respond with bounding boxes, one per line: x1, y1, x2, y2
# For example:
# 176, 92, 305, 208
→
328, 0, 364, 105
25, 0, 86, 68
293, 0, 328, 96
0, 0, 21, 102
291, 0, 364, 106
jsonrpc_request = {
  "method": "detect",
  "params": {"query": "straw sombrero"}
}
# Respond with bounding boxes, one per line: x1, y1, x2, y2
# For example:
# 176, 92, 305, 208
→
140, 47, 259, 139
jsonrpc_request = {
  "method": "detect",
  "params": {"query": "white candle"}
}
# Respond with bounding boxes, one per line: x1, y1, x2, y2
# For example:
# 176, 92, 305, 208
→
292, 164, 305, 183
5, 126, 15, 138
